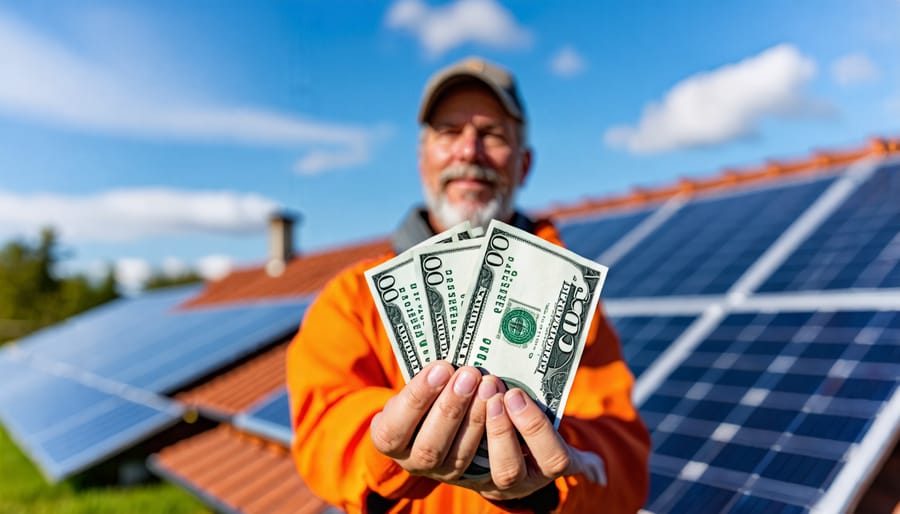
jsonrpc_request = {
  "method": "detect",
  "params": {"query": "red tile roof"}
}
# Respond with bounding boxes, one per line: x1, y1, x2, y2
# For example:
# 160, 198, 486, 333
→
181, 238, 392, 309
150, 425, 330, 514
176, 343, 288, 418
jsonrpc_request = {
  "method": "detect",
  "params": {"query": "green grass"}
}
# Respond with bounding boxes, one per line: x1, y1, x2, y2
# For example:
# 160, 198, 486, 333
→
0, 424, 210, 514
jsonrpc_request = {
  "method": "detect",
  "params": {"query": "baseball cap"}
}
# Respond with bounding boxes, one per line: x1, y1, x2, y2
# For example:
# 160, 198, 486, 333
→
418, 57, 526, 125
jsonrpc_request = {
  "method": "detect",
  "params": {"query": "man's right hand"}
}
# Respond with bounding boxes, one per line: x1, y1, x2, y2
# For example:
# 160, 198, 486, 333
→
370, 361, 488, 482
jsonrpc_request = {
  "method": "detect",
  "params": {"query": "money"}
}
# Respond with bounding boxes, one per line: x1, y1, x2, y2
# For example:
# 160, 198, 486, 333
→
367, 219, 608, 478
364, 222, 473, 382
450, 220, 607, 428
412, 239, 483, 360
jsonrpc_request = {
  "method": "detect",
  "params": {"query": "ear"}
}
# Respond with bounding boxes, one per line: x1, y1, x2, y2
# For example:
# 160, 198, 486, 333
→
518, 146, 533, 186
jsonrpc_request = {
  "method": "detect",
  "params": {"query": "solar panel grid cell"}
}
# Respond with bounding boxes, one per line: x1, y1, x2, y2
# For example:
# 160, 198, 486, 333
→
557, 209, 650, 259
640, 308, 900, 513
759, 164, 900, 292
602, 177, 834, 298
610, 315, 696, 378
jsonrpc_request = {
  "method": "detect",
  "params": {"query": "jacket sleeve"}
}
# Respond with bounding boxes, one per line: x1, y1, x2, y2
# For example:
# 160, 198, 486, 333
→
286, 263, 436, 513
553, 305, 651, 513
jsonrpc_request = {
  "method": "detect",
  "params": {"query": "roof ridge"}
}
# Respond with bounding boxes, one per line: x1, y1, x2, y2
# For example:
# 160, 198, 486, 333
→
541, 136, 900, 220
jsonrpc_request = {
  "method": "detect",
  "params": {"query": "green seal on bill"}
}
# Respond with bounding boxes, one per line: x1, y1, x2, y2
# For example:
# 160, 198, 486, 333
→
501, 308, 536, 345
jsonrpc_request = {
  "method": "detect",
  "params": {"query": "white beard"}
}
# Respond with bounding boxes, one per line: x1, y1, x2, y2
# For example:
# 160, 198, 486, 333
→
424, 164, 517, 231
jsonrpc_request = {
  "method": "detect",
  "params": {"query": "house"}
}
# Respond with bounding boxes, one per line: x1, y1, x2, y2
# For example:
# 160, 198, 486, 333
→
1, 137, 898, 513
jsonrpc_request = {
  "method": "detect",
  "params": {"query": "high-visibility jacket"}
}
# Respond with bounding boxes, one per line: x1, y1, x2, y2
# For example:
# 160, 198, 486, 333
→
287, 219, 650, 513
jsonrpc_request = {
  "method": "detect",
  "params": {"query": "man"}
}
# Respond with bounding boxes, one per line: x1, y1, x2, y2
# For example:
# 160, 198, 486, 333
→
287, 57, 650, 513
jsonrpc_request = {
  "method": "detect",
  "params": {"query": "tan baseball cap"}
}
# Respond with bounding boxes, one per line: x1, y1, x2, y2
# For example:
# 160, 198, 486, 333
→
418, 57, 526, 125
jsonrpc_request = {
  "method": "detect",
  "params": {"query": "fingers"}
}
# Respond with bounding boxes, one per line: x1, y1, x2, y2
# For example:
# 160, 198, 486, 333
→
503, 389, 571, 479
408, 366, 482, 472
442, 372, 492, 475
484, 390, 526, 489
370, 361, 454, 457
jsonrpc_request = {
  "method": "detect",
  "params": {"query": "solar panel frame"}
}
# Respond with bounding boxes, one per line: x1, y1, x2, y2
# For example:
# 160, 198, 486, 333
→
600, 175, 838, 299
1, 288, 310, 481
758, 160, 900, 293
636, 306, 900, 514
233, 388, 292, 446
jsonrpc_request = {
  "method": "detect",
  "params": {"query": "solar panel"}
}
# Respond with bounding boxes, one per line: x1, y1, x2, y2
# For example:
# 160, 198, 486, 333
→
609, 315, 697, 379
600, 176, 835, 298
0, 286, 310, 481
639, 308, 900, 513
0, 351, 182, 481
233, 388, 292, 445
558, 208, 651, 260
759, 162, 900, 292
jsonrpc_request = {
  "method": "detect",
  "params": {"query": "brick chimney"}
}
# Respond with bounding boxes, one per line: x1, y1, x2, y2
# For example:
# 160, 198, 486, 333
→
266, 210, 300, 277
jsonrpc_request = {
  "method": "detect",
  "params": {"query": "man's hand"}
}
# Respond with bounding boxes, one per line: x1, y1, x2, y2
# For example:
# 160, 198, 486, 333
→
370, 361, 487, 482
473, 382, 608, 501
370, 362, 607, 500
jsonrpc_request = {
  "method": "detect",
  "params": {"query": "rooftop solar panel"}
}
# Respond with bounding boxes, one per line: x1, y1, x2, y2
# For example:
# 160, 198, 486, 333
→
558, 208, 651, 260
233, 388, 291, 445
609, 315, 697, 379
0, 351, 182, 481
600, 176, 835, 298
759, 162, 900, 293
0, 286, 310, 481
639, 308, 900, 513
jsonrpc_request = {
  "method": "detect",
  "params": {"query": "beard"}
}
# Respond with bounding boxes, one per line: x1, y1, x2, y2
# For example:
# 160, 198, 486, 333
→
424, 164, 517, 231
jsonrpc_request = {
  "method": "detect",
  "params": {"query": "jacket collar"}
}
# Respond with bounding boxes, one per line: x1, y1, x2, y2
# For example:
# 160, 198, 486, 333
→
391, 207, 537, 254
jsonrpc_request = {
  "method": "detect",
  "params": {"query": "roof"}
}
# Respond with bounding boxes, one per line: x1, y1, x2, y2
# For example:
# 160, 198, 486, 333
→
149, 425, 329, 514
154, 135, 900, 513
176, 342, 288, 419
181, 238, 392, 309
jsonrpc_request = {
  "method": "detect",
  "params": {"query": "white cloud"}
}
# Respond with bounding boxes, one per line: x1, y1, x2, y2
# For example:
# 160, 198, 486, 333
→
0, 10, 379, 174
385, 0, 531, 57
196, 255, 234, 281
161, 256, 191, 278
550, 46, 587, 78
605, 44, 829, 154
0, 187, 280, 243
115, 257, 153, 294
831, 52, 880, 86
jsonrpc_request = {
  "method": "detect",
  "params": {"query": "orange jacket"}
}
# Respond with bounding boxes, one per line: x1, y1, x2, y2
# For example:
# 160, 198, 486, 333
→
287, 220, 650, 513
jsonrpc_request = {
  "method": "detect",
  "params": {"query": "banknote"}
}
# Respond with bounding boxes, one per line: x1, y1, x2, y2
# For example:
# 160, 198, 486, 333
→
450, 220, 607, 428
365, 222, 473, 382
412, 239, 483, 360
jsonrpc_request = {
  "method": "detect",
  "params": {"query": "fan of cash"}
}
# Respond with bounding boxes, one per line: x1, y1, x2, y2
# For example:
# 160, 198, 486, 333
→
365, 219, 609, 433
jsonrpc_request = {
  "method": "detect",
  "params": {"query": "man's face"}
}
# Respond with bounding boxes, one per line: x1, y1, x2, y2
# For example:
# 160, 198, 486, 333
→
419, 84, 531, 231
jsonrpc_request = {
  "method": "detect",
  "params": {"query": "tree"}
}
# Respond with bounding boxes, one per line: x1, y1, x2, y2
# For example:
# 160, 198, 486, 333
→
0, 228, 120, 344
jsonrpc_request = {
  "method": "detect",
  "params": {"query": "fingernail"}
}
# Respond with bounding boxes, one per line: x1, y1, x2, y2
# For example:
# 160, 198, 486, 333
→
454, 369, 478, 396
487, 396, 504, 418
478, 377, 498, 400
427, 364, 451, 387
506, 390, 527, 413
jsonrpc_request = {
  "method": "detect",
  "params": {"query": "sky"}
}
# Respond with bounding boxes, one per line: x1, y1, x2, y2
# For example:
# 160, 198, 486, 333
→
1, 0, 898, 292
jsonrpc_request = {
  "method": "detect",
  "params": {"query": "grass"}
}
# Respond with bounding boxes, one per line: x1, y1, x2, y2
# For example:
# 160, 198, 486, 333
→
0, 424, 210, 514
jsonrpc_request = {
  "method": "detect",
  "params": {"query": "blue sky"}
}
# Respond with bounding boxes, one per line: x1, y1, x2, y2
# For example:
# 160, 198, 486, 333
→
1, 1, 898, 290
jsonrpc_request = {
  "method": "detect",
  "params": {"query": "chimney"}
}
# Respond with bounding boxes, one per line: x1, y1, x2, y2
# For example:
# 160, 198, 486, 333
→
266, 210, 300, 277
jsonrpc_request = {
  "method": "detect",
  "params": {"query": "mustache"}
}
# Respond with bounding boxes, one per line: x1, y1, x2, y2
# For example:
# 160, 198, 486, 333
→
438, 165, 502, 188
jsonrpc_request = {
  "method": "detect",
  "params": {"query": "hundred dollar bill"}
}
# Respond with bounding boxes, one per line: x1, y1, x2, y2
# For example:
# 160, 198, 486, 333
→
365, 222, 473, 382
412, 239, 484, 360
451, 219, 607, 428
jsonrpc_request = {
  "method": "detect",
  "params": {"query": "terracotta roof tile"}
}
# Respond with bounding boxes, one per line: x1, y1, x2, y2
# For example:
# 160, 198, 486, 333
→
181, 238, 392, 309
150, 425, 331, 514
176, 343, 288, 417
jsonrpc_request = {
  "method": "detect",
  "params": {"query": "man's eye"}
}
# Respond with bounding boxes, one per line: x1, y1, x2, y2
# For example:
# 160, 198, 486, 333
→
436, 126, 461, 136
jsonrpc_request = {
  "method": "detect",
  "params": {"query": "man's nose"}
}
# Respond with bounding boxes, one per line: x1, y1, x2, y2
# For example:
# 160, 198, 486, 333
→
452, 126, 484, 163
